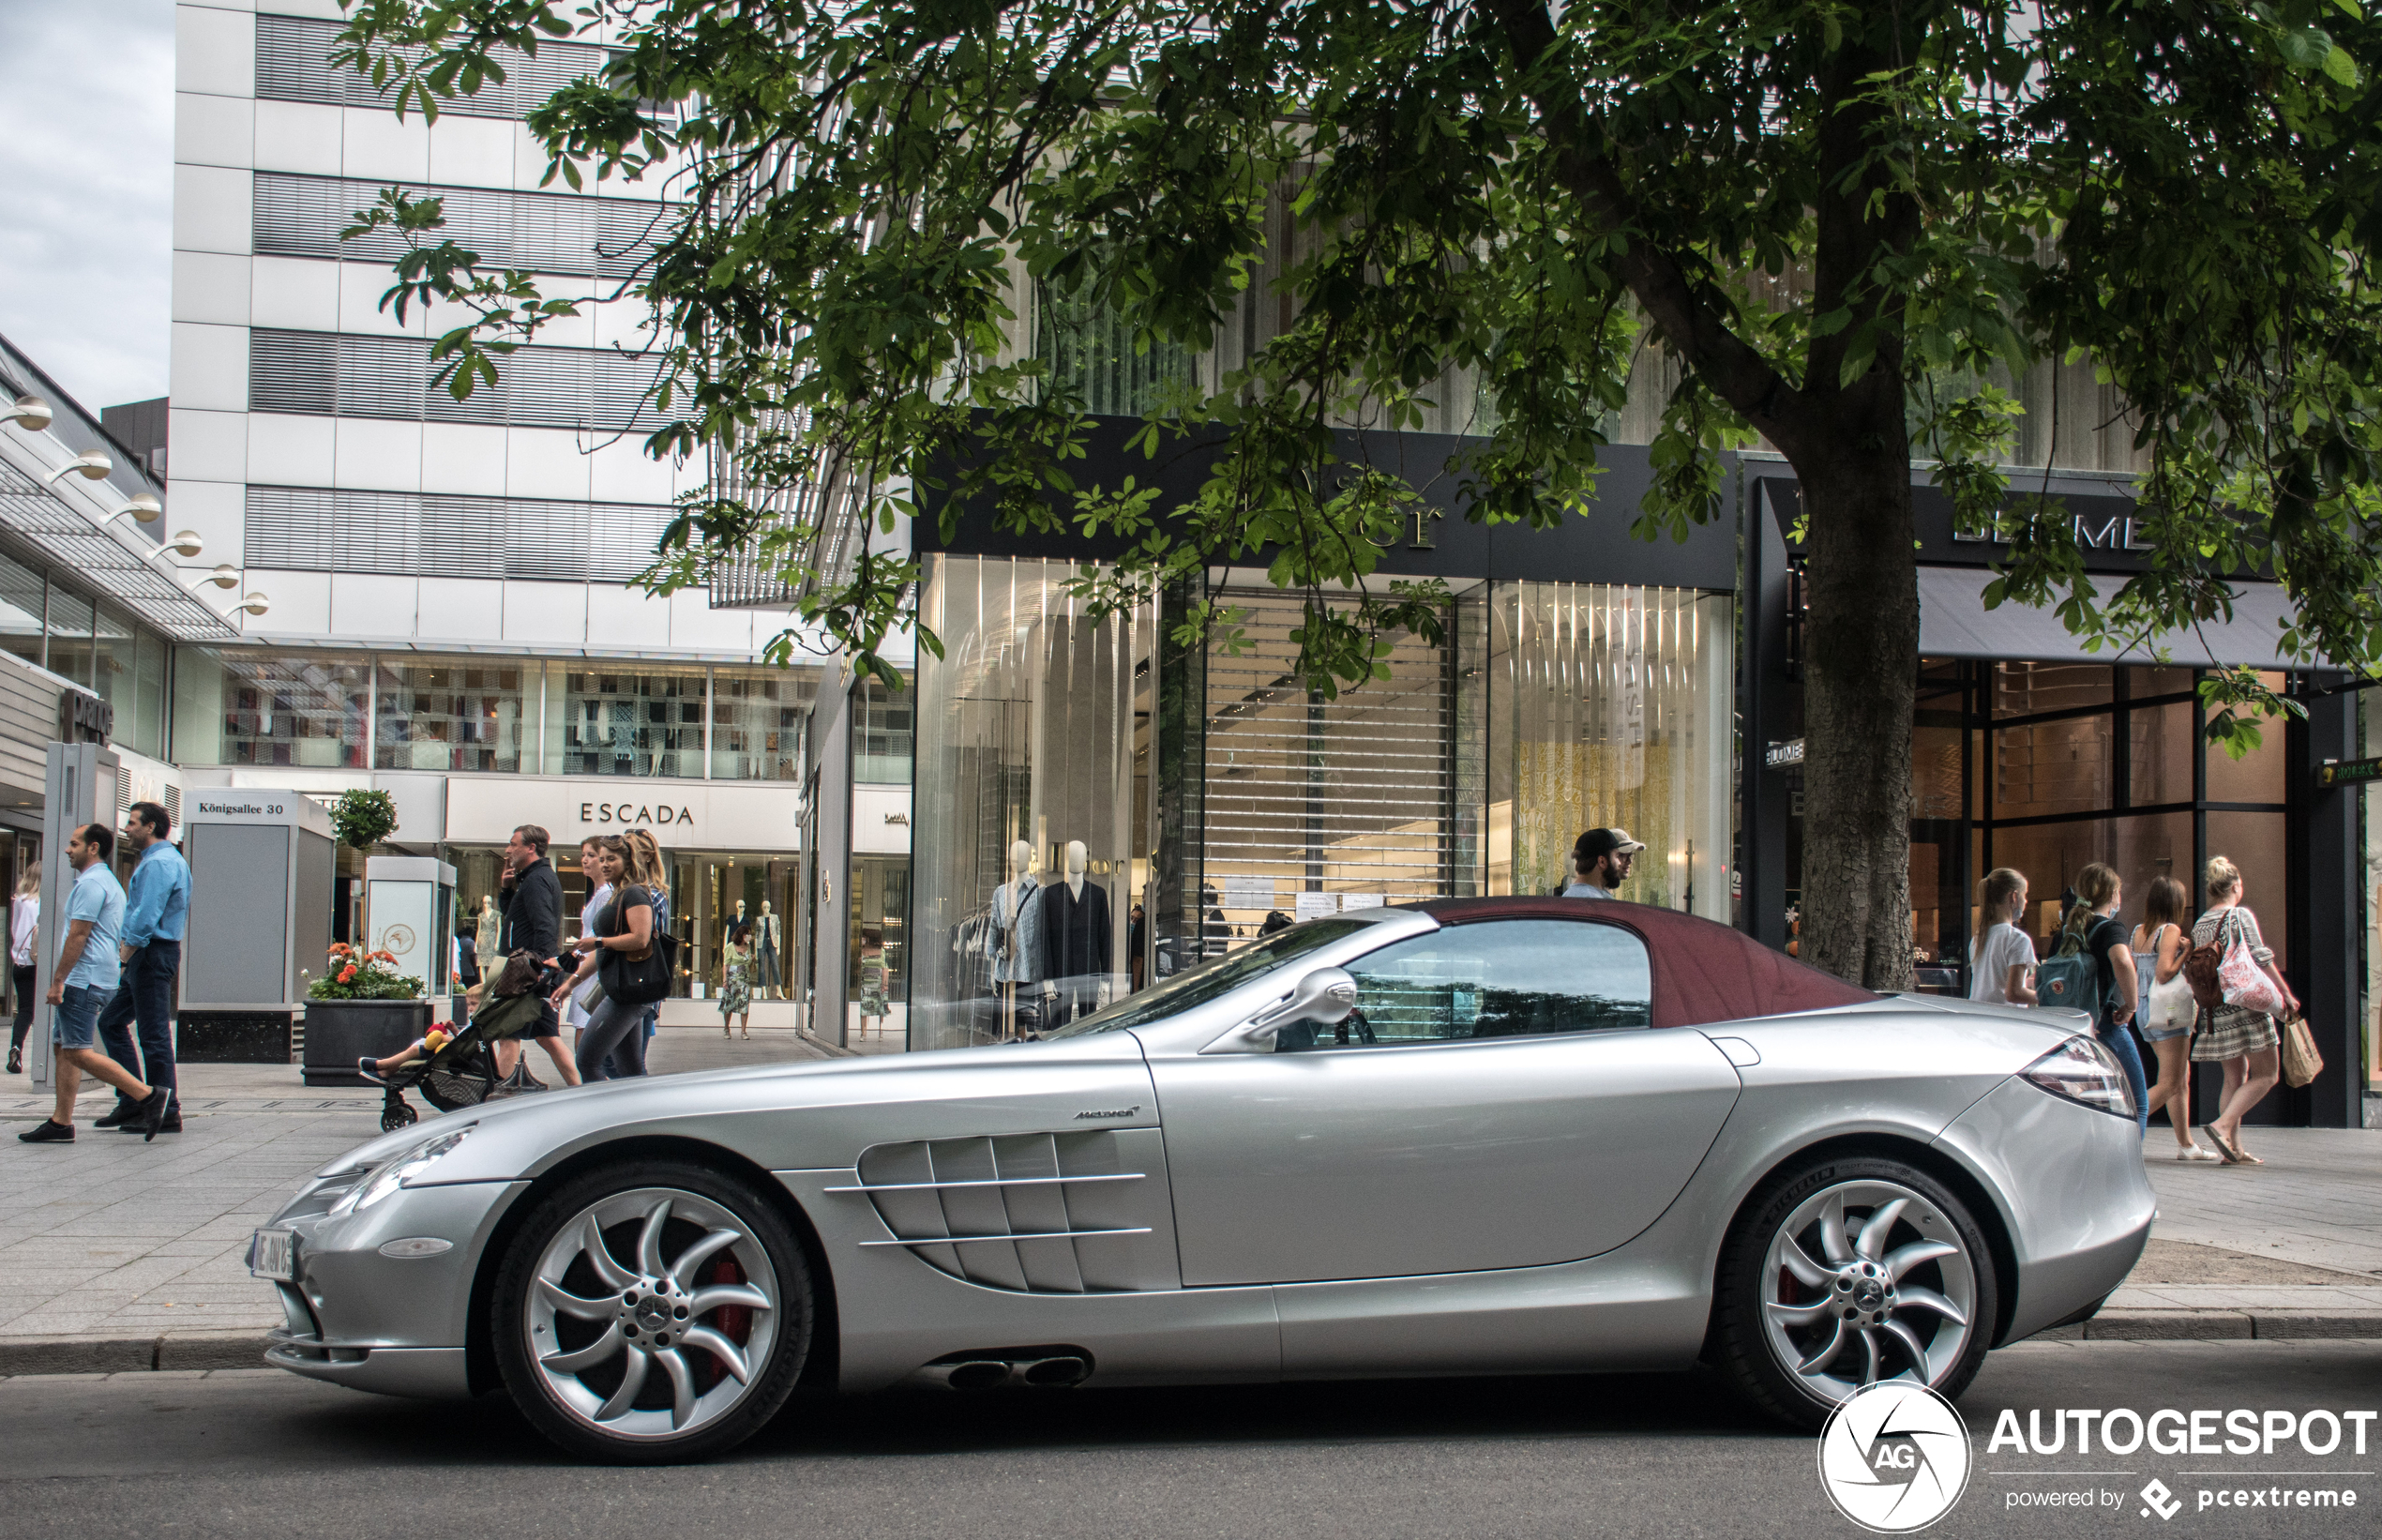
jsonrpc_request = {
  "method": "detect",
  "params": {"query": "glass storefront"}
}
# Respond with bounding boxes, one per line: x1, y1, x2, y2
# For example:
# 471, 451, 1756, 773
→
900, 558, 1739, 1052
174, 651, 820, 779
449, 840, 799, 1001
1488, 582, 1736, 913
1779, 660, 2296, 994
909, 557, 1144, 1050
846, 853, 910, 1047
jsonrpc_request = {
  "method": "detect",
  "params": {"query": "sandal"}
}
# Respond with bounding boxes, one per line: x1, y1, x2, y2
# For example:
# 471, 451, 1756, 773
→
2205, 1125, 2246, 1165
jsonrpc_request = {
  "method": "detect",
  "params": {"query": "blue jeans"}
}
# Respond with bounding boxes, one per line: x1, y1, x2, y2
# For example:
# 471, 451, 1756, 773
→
99, 941, 179, 1106
2099, 1020, 2148, 1132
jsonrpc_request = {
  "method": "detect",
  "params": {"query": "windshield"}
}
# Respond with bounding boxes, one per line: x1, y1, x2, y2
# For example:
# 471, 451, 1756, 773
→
1047, 919, 1378, 1038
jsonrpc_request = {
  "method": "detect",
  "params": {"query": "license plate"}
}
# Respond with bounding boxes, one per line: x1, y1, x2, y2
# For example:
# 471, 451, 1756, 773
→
249, 1228, 297, 1282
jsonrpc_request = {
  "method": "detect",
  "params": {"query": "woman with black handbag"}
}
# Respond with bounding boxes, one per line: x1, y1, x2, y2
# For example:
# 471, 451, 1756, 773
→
550, 836, 659, 1080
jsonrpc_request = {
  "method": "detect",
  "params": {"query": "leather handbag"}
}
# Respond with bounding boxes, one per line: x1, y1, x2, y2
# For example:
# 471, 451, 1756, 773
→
599, 885, 679, 1007
2280, 1011, 2325, 1089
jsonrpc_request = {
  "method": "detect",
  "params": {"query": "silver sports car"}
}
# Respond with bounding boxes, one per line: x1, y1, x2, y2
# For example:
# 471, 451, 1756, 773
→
249, 898, 2153, 1462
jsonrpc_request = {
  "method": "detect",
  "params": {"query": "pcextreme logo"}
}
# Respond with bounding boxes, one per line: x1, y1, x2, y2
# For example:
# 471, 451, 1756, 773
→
1817, 1382, 1973, 1532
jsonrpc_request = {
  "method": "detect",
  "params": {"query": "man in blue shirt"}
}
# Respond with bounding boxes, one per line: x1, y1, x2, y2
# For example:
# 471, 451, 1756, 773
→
19, 823, 171, 1143
96, 800, 191, 1133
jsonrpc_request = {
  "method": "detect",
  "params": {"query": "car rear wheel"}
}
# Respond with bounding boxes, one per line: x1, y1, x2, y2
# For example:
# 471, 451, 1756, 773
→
492, 1160, 813, 1463
1711, 1154, 1997, 1430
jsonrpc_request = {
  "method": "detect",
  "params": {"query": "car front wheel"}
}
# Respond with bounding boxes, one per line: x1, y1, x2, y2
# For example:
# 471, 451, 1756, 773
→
492, 1160, 813, 1462
1711, 1153, 1997, 1430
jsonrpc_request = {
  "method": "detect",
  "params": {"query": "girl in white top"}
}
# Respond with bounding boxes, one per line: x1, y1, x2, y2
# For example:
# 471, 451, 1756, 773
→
1967, 867, 2039, 1005
8, 862, 38, 1075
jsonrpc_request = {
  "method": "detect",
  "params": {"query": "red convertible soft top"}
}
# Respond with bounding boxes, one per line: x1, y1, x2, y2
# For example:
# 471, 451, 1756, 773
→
1405, 897, 1878, 1030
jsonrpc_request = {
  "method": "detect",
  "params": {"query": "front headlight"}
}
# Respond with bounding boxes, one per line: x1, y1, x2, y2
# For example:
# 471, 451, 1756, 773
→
329, 1125, 475, 1216
2020, 1035, 2136, 1119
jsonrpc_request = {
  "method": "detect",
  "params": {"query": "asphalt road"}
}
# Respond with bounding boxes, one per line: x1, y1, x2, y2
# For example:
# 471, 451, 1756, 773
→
3, 1340, 2375, 1539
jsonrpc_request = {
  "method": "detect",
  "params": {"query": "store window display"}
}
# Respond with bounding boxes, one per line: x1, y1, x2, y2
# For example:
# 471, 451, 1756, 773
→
1041, 838, 1112, 1027
910, 557, 1142, 1051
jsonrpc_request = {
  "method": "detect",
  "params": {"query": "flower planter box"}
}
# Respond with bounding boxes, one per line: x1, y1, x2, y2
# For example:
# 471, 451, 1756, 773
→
301, 999, 431, 1087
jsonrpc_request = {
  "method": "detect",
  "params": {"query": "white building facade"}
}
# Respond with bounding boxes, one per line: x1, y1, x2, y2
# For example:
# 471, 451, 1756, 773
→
166, 1, 910, 1019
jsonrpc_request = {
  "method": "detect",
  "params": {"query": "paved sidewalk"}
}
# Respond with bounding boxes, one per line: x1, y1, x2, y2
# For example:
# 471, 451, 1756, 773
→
0, 1027, 838, 1366
2071, 1126, 2382, 1339
0, 1043, 2374, 1372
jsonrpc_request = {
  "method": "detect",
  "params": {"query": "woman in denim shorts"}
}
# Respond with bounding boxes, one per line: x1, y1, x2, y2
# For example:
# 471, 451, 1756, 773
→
2132, 876, 2212, 1161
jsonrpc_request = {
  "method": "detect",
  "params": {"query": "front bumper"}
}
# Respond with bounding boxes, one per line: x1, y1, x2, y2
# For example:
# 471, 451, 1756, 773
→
259, 1171, 525, 1399
1933, 1074, 2156, 1343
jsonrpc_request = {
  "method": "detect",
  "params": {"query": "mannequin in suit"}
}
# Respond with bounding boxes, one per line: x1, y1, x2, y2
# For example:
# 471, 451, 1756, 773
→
1039, 839, 1110, 1028
754, 900, 781, 999
991, 839, 1043, 1039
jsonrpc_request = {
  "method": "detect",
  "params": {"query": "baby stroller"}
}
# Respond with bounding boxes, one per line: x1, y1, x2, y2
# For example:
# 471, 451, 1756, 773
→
367, 953, 553, 1132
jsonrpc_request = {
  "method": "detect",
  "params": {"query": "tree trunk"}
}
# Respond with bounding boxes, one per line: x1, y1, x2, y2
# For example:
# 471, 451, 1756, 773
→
1793, 439, 1919, 992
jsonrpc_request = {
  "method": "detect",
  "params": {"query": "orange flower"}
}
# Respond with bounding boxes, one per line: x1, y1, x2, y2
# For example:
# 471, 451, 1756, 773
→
339, 965, 357, 982
329, 944, 353, 957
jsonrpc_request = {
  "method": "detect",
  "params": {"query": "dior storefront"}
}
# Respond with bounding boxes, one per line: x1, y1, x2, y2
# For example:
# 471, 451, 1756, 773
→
877, 430, 1741, 1054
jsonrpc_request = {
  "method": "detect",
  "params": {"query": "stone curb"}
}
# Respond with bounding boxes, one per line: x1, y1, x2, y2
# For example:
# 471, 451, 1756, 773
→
2034, 1308, 2382, 1342
0, 1332, 271, 1377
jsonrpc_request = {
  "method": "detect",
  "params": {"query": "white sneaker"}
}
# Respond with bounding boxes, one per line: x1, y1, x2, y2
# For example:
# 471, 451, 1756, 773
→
2175, 1143, 2222, 1162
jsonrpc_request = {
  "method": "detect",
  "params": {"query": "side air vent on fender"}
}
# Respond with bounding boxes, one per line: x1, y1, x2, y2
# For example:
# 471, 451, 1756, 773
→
833, 1130, 1167, 1293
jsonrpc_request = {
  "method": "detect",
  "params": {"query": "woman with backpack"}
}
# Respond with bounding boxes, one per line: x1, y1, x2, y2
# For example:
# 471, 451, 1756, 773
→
2132, 876, 2215, 1160
2189, 855, 2295, 1166
2047, 864, 2148, 1131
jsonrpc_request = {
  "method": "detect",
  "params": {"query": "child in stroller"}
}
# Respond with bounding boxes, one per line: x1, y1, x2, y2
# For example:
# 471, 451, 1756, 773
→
357, 951, 552, 1131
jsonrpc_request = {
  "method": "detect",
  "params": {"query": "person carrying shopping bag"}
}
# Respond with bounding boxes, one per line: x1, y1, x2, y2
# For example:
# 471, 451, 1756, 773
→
2185, 855, 2295, 1166
2132, 876, 2214, 1160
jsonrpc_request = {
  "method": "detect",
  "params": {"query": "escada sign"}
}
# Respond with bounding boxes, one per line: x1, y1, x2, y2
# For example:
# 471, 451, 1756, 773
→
580, 802, 696, 827
445, 778, 805, 851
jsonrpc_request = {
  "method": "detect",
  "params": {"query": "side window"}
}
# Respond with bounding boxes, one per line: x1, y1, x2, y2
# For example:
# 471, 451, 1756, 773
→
1276, 919, 1652, 1051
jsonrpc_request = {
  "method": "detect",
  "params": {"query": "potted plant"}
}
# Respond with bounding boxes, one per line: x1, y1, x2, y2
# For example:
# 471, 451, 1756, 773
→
300, 943, 430, 1087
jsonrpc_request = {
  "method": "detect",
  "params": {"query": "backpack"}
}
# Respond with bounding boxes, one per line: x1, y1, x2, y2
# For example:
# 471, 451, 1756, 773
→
2181, 913, 2233, 1011
2034, 911, 2099, 1019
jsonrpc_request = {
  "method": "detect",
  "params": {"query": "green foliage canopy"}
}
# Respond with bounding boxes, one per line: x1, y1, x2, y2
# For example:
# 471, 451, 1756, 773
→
330, 0, 2382, 727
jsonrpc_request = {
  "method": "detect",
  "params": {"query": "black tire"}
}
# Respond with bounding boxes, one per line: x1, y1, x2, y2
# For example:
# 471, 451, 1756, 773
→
492, 1159, 814, 1463
1710, 1153, 1998, 1431
380, 1099, 417, 1132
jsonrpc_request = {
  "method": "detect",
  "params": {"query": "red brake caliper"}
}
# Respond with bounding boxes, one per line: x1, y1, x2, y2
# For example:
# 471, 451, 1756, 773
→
698, 1255, 750, 1395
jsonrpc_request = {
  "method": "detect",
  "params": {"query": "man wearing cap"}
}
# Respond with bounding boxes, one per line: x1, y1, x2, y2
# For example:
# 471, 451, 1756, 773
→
1563, 828, 1645, 899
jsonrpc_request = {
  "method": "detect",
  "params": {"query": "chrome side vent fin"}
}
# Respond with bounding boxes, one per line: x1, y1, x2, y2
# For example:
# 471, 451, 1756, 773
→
840, 1131, 1154, 1293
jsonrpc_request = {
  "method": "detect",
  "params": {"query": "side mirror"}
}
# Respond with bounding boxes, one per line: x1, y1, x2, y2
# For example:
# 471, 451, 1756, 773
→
1210, 966, 1359, 1052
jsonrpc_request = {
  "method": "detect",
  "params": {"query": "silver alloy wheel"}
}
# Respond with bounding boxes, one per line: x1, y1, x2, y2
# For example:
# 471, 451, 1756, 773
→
1758, 1178, 1976, 1403
526, 1186, 779, 1442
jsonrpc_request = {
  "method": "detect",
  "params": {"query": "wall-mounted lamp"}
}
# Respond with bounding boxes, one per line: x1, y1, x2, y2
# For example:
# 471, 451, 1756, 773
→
2, 396, 52, 431
123, 492, 163, 522
43, 449, 112, 485
232, 592, 270, 617
158, 530, 203, 559
203, 562, 239, 588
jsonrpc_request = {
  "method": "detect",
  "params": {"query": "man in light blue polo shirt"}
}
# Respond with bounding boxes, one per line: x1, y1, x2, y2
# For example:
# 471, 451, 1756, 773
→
95, 800, 191, 1132
19, 823, 171, 1143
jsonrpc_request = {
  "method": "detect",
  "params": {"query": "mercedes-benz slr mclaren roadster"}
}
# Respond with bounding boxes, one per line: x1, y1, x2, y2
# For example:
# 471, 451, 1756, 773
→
250, 898, 2153, 1462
